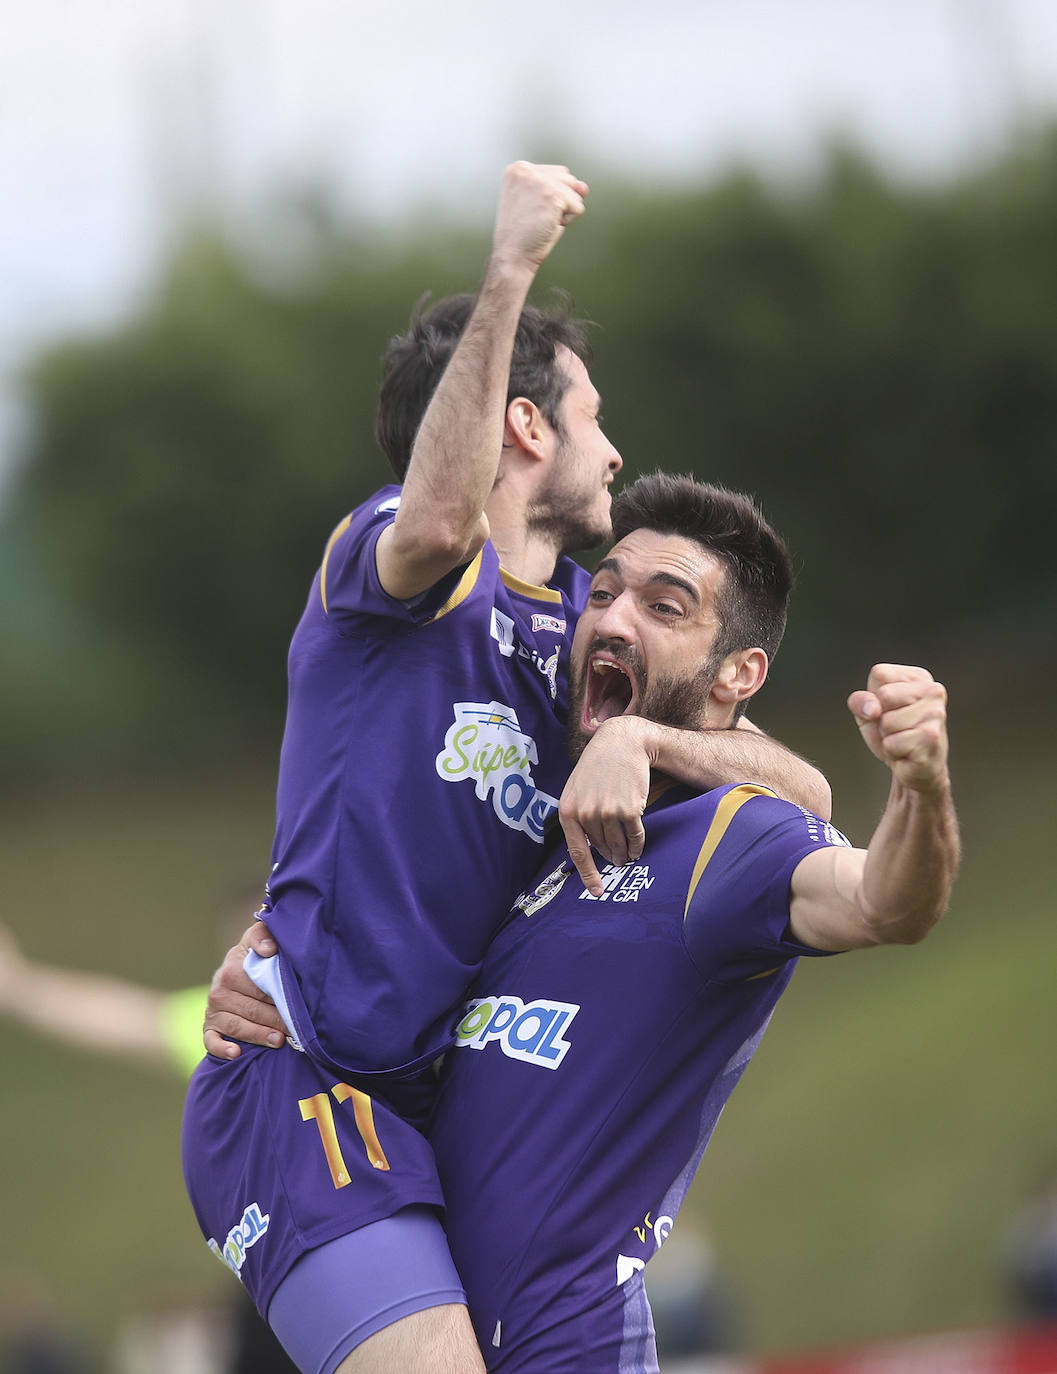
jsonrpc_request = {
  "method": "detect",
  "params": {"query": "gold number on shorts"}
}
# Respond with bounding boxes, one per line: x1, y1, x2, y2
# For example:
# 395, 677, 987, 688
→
330, 1082, 390, 1172
298, 1083, 391, 1189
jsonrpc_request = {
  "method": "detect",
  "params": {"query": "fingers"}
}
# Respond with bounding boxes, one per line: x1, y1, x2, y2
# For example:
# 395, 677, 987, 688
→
509, 160, 587, 212
203, 941, 286, 1058
204, 989, 287, 1057
493, 161, 589, 270
557, 718, 650, 893
595, 814, 646, 869
561, 816, 605, 898
847, 689, 880, 722
560, 811, 646, 900
246, 919, 277, 957
204, 1026, 241, 1059
863, 662, 934, 703
850, 666, 949, 789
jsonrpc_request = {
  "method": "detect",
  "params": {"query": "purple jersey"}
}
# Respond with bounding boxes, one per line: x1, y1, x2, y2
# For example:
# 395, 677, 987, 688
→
428, 783, 849, 1372
259, 486, 589, 1078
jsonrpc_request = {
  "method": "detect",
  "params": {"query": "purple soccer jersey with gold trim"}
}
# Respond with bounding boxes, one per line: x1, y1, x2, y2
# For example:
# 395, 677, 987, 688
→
428, 783, 849, 1373
257, 485, 589, 1078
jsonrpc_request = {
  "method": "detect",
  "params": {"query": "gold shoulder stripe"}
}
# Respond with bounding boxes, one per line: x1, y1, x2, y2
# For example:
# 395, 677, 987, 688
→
431, 551, 484, 622
684, 784, 778, 922
499, 568, 564, 605
319, 515, 353, 614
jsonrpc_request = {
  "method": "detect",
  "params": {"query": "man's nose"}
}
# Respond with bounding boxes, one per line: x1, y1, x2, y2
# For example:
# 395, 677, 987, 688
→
594, 593, 635, 642
608, 440, 622, 473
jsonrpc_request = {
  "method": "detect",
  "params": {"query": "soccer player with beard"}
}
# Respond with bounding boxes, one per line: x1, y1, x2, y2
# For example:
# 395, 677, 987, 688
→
183, 166, 829, 1374
426, 474, 959, 1373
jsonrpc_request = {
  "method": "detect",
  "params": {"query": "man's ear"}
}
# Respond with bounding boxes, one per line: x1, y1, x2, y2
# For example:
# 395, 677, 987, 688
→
712, 648, 769, 705
503, 396, 549, 461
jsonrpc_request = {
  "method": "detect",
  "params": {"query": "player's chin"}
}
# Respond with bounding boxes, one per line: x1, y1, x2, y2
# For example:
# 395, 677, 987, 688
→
582, 517, 613, 554
583, 494, 613, 542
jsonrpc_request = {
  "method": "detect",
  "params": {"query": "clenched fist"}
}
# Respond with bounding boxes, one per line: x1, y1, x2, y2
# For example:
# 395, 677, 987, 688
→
491, 161, 589, 273
848, 664, 949, 793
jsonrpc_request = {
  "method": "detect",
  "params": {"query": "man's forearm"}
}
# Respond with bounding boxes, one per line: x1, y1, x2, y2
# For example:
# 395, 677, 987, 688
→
398, 258, 534, 550
380, 163, 587, 598
646, 720, 832, 819
854, 776, 960, 943
790, 775, 958, 952
790, 664, 957, 953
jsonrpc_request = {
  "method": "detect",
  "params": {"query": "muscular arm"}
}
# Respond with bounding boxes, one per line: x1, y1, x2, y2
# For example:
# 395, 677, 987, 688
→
656, 717, 831, 816
558, 714, 830, 896
376, 162, 588, 600
789, 664, 959, 951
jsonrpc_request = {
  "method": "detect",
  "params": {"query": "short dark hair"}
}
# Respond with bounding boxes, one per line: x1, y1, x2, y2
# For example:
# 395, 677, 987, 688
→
611, 473, 793, 662
375, 293, 593, 479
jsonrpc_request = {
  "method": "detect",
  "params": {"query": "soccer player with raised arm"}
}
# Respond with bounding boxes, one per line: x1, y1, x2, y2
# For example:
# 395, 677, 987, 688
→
182, 167, 830, 1374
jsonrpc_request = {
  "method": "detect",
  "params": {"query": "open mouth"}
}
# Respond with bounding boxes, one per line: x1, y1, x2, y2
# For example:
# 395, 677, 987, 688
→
582, 654, 638, 731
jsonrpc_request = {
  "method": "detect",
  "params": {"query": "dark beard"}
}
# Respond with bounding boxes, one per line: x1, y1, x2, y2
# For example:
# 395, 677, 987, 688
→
528, 499, 610, 559
527, 442, 612, 556
566, 644, 721, 762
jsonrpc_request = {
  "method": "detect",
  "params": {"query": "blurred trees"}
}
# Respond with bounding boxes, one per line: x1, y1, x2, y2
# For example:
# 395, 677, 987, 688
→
563, 140, 1057, 681
6, 131, 1057, 783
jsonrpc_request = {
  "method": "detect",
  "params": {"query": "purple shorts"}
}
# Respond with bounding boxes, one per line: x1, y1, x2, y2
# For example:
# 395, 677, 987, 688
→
181, 1045, 445, 1317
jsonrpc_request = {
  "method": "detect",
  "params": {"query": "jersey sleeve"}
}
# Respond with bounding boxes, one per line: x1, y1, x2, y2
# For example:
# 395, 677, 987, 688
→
318, 488, 474, 626
683, 786, 852, 982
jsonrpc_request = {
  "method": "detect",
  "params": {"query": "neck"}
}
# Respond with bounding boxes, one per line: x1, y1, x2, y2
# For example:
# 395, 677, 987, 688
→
486, 488, 564, 586
491, 528, 564, 586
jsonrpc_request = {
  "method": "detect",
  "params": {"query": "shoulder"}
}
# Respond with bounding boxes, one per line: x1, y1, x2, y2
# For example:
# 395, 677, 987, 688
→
318, 486, 400, 584
677, 783, 847, 908
677, 787, 846, 977
330, 485, 403, 548
321, 486, 501, 623
702, 784, 846, 851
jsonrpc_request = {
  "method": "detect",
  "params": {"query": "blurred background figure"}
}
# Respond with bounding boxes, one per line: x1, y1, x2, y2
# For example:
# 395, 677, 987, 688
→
0, 1272, 92, 1374
0, 918, 295, 1374
0, 923, 207, 1078
1003, 1162, 1057, 1324
646, 1227, 738, 1360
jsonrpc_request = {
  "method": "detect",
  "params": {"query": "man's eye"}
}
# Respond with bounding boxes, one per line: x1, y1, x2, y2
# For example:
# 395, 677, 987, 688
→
653, 602, 680, 617
589, 588, 614, 603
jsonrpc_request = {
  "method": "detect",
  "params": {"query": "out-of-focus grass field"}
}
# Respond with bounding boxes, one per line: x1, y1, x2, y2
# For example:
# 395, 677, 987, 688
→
0, 707, 1052, 1361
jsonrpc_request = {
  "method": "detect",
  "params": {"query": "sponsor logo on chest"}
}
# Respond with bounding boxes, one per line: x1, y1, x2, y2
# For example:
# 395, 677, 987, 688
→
435, 701, 558, 842
578, 863, 656, 902
454, 995, 579, 1069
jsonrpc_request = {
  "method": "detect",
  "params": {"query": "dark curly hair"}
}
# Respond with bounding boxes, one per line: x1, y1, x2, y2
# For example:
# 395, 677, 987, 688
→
375, 293, 593, 479
611, 472, 793, 662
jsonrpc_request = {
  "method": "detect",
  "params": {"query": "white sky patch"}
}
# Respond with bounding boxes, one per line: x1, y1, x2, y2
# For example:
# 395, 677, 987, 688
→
1, 0, 1055, 490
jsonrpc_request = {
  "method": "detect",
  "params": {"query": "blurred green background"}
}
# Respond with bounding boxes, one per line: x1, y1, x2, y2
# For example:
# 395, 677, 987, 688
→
1, 131, 1055, 1364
